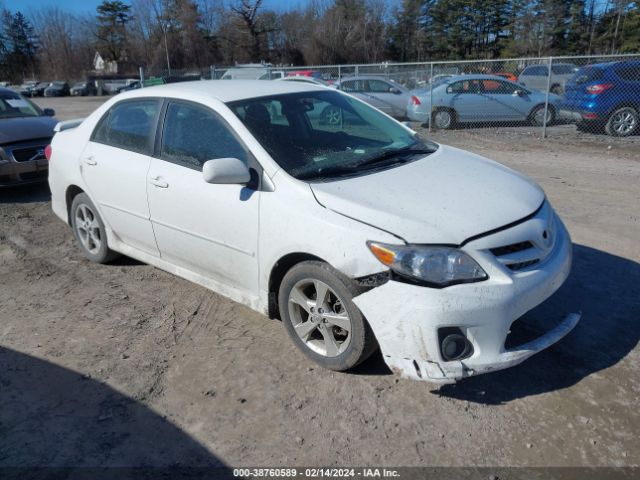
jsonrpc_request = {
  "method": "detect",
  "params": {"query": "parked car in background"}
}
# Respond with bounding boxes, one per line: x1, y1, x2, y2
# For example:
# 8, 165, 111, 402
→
18, 81, 37, 96
32, 82, 51, 97
518, 63, 578, 94
561, 61, 640, 137
277, 76, 334, 87
48, 80, 579, 383
103, 79, 138, 95
407, 75, 562, 129
116, 81, 141, 93
0, 87, 57, 186
44, 81, 70, 97
70, 81, 97, 96
221, 64, 283, 80
286, 70, 324, 80
336, 76, 412, 118
492, 72, 518, 82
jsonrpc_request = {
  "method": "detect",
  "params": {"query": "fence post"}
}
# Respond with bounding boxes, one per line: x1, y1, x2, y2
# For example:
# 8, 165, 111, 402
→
139, 66, 145, 88
338, 65, 341, 83
210, 65, 216, 80
428, 62, 434, 133
542, 56, 553, 139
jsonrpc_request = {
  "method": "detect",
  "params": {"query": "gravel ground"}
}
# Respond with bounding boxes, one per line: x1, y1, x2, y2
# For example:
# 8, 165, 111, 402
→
1, 96, 638, 470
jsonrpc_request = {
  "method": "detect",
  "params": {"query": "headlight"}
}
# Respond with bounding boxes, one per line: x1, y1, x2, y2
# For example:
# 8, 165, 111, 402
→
367, 241, 488, 287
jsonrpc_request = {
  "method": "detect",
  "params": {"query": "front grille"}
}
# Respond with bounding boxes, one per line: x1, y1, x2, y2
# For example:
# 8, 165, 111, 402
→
11, 146, 46, 162
490, 240, 543, 272
490, 241, 533, 256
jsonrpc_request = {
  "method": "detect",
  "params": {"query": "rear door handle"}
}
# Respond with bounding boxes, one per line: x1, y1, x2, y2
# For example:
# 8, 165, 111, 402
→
150, 177, 169, 188
83, 156, 97, 166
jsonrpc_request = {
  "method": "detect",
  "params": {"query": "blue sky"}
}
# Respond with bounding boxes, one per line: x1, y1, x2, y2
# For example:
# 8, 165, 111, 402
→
3, 0, 307, 14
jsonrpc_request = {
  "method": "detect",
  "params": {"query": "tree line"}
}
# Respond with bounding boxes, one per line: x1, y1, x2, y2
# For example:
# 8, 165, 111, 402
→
0, 0, 638, 83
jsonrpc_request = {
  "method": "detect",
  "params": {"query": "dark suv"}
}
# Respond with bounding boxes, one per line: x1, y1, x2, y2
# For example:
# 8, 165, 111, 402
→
561, 61, 640, 136
0, 88, 57, 186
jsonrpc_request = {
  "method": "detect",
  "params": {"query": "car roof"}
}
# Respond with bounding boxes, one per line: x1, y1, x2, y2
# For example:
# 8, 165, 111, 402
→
440, 74, 517, 83
0, 87, 15, 94
579, 60, 640, 69
122, 79, 325, 103
339, 75, 397, 81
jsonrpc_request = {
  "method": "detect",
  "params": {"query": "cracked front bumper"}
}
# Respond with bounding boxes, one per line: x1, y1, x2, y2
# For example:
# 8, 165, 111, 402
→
353, 210, 580, 384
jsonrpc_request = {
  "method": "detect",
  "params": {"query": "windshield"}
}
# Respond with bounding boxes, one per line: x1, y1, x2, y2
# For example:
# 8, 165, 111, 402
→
0, 91, 42, 118
227, 90, 437, 181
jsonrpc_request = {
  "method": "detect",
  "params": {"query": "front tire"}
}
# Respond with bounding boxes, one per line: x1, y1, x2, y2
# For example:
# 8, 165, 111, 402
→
70, 193, 119, 263
279, 261, 377, 371
605, 107, 638, 137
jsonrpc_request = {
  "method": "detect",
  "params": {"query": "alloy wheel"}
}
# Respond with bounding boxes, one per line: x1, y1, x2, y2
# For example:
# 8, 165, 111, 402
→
610, 108, 637, 136
288, 278, 352, 357
74, 203, 102, 254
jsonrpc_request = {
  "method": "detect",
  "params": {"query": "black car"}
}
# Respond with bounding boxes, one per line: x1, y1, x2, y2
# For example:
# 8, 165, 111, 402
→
27, 82, 50, 97
44, 81, 70, 97
70, 81, 97, 96
0, 87, 57, 186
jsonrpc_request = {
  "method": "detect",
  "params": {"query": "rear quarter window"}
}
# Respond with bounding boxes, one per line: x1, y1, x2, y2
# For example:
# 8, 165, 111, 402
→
614, 64, 640, 82
574, 67, 604, 85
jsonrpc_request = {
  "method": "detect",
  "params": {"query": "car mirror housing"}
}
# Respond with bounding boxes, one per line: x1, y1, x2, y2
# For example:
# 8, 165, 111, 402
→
202, 158, 251, 185
43, 108, 55, 116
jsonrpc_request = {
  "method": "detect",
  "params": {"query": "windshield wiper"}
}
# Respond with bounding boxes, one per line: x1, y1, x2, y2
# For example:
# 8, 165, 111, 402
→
352, 145, 435, 169
296, 143, 436, 181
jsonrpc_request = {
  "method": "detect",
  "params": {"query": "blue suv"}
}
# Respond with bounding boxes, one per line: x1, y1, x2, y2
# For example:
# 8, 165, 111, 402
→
562, 61, 640, 136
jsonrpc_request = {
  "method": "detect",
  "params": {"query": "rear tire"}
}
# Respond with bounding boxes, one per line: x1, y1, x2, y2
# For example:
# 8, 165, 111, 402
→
70, 193, 119, 263
605, 107, 639, 137
279, 261, 378, 371
432, 108, 455, 130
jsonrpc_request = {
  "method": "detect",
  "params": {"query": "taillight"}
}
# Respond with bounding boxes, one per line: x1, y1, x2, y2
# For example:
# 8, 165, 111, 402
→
44, 144, 52, 161
411, 95, 421, 106
586, 83, 613, 94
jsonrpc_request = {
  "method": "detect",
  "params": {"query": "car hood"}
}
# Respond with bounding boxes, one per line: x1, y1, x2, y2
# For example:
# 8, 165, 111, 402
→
310, 144, 545, 244
0, 116, 57, 144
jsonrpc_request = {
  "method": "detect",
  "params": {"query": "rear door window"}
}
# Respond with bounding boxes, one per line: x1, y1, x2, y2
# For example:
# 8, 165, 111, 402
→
92, 99, 160, 154
366, 80, 394, 93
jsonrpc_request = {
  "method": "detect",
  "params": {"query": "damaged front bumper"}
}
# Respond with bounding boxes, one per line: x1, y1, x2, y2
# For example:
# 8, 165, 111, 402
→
353, 205, 580, 383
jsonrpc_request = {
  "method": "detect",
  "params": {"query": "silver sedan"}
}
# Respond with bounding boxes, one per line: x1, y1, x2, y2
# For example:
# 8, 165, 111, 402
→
407, 75, 564, 129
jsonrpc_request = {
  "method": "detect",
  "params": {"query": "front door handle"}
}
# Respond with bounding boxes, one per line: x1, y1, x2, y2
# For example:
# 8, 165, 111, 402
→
83, 156, 97, 166
150, 177, 169, 188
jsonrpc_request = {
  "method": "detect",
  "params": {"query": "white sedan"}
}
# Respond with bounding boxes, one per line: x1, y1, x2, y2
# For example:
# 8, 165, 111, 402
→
48, 81, 580, 383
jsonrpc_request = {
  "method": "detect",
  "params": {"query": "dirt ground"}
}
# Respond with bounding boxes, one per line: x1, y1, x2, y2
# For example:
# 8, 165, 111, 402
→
1, 96, 639, 470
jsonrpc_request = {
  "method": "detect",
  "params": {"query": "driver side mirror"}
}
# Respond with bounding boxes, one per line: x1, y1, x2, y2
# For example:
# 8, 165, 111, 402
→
202, 158, 250, 185
43, 108, 55, 116
389, 87, 401, 94
513, 89, 526, 97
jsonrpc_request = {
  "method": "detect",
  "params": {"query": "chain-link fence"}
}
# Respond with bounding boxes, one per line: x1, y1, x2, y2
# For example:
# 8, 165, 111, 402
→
139, 54, 640, 139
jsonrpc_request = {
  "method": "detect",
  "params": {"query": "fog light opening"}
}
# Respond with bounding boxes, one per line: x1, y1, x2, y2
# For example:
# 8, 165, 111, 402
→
440, 331, 473, 362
